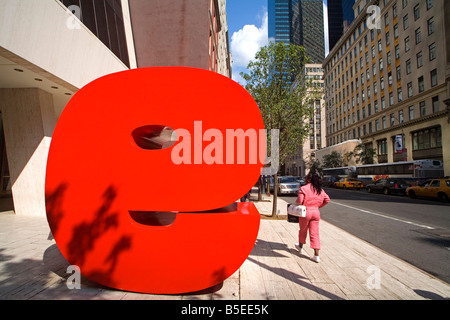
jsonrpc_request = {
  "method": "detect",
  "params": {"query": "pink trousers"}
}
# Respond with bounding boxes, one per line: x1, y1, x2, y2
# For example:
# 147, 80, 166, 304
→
298, 207, 321, 250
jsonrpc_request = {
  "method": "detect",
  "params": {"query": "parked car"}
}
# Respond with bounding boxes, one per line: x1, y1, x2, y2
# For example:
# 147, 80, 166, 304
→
323, 176, 339, 187
294, 176, 305, 186
366, 179, 411, 195
406, 178, 450, 202
334, 178, 364, 189
269, 176, 301, 195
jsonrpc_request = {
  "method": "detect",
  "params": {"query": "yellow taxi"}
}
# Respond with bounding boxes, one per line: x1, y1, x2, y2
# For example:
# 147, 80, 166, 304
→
334, 178, 364, 189
406, 178, 450, 202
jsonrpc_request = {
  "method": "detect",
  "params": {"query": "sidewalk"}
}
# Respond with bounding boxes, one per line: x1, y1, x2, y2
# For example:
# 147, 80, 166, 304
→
0, 196, 449, 300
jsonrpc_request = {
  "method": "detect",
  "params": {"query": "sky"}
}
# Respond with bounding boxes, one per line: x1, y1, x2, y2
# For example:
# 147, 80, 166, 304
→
226, 0, 329, 85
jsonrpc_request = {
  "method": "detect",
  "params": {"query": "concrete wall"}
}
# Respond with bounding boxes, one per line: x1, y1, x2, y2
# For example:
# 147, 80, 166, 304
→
128, 0, 210, 68
0, 0, 132, 216
0, 89, 56, 216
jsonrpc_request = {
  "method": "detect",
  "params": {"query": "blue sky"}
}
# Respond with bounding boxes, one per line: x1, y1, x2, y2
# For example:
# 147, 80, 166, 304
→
226, 0, 329, 85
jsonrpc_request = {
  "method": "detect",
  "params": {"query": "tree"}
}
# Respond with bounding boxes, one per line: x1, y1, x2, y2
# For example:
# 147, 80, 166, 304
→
306, 156, 323, 176
346, 143, 377, 165
322, 151, 344, 168
241, 42, 314, 216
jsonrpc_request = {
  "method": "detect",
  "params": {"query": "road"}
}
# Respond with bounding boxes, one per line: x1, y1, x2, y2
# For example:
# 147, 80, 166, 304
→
281, 187, 450, 284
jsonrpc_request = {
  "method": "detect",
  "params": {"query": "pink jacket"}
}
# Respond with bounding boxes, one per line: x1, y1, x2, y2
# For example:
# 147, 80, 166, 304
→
296, 184, 330, 208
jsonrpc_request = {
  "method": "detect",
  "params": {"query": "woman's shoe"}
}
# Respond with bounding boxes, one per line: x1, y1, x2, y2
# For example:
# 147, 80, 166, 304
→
294, 243, 303, 254
312, 255, 320, 263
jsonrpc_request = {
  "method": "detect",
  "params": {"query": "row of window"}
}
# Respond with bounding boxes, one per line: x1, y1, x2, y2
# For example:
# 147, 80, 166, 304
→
327, 94, 441, 147
328, 0, 434, 69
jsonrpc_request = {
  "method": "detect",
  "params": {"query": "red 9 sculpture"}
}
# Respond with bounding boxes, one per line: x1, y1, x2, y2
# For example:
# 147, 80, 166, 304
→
45, 67, 265, 294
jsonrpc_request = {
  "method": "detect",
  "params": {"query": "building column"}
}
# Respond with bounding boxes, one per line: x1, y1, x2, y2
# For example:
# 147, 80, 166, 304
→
0, 88, 57, 216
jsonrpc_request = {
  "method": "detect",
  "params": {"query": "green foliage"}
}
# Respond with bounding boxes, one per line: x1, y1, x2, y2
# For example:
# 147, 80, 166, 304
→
322, 151, 344, 168
346, 143, 377, 165
240, 42, 316, 167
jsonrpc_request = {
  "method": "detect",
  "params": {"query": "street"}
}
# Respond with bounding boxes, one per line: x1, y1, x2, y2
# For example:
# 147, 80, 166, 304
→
280, 188, 450, 284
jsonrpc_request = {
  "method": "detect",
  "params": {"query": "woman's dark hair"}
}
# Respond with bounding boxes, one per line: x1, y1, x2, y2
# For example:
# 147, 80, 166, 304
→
306, 173, 323, 195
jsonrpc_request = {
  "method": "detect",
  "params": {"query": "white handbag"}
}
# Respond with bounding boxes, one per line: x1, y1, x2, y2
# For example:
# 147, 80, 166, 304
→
287, 204, 306, 218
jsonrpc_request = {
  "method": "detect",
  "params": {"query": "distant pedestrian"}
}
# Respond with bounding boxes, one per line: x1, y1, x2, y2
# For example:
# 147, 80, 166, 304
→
294, 173, 330, 263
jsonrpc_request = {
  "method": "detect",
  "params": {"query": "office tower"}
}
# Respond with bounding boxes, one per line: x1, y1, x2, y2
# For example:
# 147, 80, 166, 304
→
319, 0, 450, 175
0, 0, 231, 216
327, 0, 356, 51
269, 0, 325, 63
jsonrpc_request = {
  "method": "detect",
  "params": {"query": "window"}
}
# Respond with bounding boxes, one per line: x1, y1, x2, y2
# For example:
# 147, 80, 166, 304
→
418, 76, 424, 93
405, 37, 410, 52
381, 77, 385, 90
395, 45, 400, 59
390, 114, 395, 126
407, 82, 413, 97
417, 52, 423, 68
377, 139, 388, 155
389, 93, 394, 106
385, 12, 389, 26
382, 116, 386, 129
428, 17, 435, 35
409, 106, 414, 120
387, 51, 392, 65
380, 58, 383, 70
375, 119, 380, 131
388, 72, 393, 85
378, 40, 382, 52
60, 0, 130, 68
415, 28, 421, 44
399, 110, 404, 123
375, 100, 379, 113
398, 88, 402, 102
431, 69, 437, 87
403, 0, 408, 9
420, 101, 426, 116
412, 127, 442, 151
396, 66, 401, 80
414, 4, 420, 20
403, 14, 409, 30
406, 59, 411, 74
429, 43, 436, 61
427, 0, 433, 10
432, 96, 439, 112
394, 24, 399, 38
381, 96, 386, 110
386, 31, 390, 45
393, 3, 398, 17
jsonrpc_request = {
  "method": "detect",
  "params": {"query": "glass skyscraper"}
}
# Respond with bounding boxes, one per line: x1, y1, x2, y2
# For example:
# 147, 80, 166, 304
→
268, 0, 325, 63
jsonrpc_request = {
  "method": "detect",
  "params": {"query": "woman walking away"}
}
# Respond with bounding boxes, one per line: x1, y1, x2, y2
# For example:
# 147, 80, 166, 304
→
294, 173, 330, 263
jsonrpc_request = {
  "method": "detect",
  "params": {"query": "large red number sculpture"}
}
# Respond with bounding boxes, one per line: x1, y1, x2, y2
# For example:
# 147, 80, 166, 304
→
45, 67, 265, 294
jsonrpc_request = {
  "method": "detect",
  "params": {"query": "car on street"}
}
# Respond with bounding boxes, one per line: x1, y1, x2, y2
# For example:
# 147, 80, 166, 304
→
334, 177, 364, 189
406, 178, 450, 202
269, 176, 301, 195
294, 176, 305, 186
323, 176, 339, 187
366, 178, 411, 195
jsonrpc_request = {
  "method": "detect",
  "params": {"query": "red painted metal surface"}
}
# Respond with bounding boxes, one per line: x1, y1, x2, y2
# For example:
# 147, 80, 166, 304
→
45, 67, 264, 294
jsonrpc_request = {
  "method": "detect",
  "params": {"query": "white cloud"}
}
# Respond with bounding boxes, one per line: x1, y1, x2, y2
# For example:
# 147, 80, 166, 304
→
230, 12, 269, 69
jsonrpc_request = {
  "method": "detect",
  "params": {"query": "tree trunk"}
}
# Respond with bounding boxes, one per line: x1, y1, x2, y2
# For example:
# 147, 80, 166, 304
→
272, 172, 278, 217
257, 176, 262, 201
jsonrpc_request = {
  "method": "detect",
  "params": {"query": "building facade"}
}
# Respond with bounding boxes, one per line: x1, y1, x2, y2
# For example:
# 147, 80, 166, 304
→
285, 64, 326, 177
322, 0, 450, 175
0, 0, 231, 216
269, 0, 325, 63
